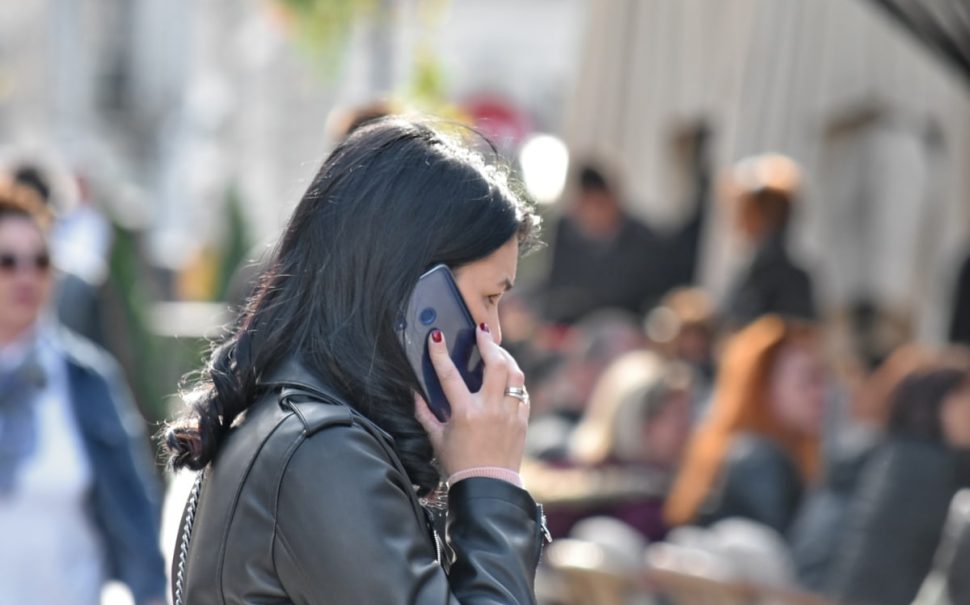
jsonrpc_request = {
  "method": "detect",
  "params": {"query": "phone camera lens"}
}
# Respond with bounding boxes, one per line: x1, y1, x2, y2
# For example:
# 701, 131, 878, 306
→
419, 308, 437, 326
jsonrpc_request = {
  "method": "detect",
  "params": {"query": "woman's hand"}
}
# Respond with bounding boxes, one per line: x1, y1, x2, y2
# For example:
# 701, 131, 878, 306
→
414, 323, 529, 477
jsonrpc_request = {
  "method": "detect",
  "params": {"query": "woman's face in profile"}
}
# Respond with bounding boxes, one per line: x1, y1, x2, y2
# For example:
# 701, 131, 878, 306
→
769, 342, 827, 436
453, 236, 519, 346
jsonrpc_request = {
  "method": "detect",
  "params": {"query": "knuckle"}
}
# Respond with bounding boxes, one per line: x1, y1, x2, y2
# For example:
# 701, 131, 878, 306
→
491, 357, 510, 373
452, 404, 472, 423
437, 364, 459, 384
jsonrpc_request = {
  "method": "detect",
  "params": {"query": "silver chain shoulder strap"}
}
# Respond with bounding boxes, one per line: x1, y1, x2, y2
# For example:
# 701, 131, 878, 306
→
173, 472, 204, 605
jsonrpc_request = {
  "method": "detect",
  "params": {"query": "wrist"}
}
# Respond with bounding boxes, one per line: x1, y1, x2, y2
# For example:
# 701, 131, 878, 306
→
447, 466, 523, 488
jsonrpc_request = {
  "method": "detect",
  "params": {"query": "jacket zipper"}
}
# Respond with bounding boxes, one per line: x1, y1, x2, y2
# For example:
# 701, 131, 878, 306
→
535, 502, 552, 564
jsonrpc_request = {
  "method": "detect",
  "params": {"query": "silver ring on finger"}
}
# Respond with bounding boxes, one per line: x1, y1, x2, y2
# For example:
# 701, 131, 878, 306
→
504, 386, 530, 407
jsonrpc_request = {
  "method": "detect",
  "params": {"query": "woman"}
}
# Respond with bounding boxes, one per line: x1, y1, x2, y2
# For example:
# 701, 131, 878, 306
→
0, 178, 165, 604
165, 118, 546, 604
826, 355, 970, 605
664, 315, 826, 534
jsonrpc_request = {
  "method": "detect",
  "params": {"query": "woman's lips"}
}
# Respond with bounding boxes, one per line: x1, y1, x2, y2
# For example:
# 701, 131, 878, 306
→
9, 287, 41, 307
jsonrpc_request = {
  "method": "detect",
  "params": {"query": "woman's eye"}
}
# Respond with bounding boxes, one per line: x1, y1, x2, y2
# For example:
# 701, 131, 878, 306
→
486, 294, 501, 306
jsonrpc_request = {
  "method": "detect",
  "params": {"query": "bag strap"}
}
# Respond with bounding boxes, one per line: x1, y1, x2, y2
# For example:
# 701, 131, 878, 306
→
172, 470, 203, 605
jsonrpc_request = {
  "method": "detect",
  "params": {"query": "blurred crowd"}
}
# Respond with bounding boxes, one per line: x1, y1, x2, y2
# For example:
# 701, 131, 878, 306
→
2, 111, 970, 605
511, 154, 970, 605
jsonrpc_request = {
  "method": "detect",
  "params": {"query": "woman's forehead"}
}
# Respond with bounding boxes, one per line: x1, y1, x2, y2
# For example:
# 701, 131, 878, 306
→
0, 215, 47, 247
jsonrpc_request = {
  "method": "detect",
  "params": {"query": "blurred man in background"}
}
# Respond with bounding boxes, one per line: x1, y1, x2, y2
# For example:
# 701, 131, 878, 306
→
542, 164, 668, 324
722, 154, 816, 328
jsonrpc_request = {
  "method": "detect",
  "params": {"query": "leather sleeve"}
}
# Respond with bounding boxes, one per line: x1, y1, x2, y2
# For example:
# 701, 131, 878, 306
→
273, 423, 542, 604
447, 478, 543, 602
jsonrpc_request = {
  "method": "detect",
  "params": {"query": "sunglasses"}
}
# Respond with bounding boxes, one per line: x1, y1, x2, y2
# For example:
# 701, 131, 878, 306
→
0, 251, 51, 274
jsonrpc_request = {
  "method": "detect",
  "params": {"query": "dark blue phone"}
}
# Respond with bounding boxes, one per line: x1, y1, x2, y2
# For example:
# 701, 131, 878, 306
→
398, 264, 484, 422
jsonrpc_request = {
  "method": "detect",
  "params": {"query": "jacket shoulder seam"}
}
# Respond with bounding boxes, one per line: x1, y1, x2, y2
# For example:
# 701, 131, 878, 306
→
216, 412, 299, 604
269, 430, 310, 581
269, 420, 423, 579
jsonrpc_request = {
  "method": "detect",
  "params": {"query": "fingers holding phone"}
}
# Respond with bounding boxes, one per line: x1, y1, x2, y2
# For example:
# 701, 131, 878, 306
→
416, 323, 528, 477
476, 324, 529, 419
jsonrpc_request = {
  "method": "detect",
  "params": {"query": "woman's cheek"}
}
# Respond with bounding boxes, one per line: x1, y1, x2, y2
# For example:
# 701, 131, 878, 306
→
467, 301, 488, 330
467, 299, 502, 344
491, 314, 503, 345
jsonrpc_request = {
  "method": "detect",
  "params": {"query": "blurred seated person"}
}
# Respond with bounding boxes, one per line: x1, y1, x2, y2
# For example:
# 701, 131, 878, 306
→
0, 179, 165, 604
825, 353, 970, 605
524, 350, 693, 541
541, 162, 668, 324
789, 343, 937, 592
646, 286, 719, 419
664, 315, 826, 535
525, 309, 646, 461
722, 154, 816, 328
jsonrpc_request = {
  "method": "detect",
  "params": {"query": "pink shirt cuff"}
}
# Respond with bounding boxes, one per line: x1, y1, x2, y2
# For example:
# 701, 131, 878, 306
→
447, 467, 524, 488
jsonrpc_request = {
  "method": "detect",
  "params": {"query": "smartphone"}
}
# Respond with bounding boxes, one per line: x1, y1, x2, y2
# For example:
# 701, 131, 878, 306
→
398, 264, 484, 422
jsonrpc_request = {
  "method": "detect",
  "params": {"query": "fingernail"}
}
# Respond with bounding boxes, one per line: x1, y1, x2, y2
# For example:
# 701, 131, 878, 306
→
479, 322, 490, 333
431, 329, 443, 343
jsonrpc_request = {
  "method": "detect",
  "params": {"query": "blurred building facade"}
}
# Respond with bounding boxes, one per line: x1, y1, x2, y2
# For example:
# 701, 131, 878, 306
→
3, 0, 968, 349
0, 0, 582, 279
567, 0, 970, 345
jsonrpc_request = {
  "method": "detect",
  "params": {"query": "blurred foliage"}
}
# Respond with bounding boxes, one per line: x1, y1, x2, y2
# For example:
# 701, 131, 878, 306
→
176, 187, 251, 302
108, 224, 168, 425
216, 186, 252, 301
407, 49, 447, 108
273, 0, 378, 73
273, 0, 459, 117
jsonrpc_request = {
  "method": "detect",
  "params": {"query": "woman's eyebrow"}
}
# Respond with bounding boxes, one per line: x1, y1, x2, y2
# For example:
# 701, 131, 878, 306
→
499, 278, 514, 292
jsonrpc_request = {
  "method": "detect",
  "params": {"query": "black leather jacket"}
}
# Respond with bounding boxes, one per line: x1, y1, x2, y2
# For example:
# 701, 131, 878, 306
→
173, 357, 547, 604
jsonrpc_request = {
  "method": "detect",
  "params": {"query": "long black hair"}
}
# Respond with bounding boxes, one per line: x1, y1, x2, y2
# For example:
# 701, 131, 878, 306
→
165, 117, 541, 496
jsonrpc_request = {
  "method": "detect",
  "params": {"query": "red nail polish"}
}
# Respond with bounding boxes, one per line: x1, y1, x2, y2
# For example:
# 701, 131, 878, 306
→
431, 329, 443, 343
479, 322, 490, 333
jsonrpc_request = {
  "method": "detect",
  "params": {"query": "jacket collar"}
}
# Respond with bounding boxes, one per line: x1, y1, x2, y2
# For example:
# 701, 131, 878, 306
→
259, 355, 343, 402
260, 354, 396, 443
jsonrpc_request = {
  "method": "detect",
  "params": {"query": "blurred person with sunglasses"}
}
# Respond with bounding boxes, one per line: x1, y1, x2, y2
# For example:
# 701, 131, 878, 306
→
0, 178, 165, 605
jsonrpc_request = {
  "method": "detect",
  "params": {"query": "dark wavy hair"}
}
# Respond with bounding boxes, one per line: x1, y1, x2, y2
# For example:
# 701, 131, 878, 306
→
164, 117, 541, 496
888, 362, 970, 443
